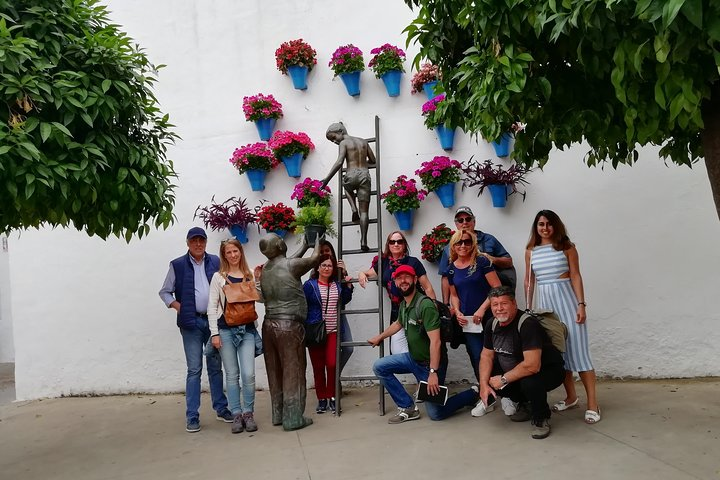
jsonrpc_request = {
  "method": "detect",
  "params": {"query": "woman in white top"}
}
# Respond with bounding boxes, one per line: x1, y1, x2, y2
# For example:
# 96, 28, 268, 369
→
208, 238, 259, 433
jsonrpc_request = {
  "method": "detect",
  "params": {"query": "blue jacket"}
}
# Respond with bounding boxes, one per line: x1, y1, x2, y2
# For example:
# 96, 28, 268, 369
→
171, 252, 220, 329
303, 278, 353, 326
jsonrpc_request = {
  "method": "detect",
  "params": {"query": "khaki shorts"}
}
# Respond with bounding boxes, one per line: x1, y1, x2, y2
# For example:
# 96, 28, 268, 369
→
343, 168, 371, 202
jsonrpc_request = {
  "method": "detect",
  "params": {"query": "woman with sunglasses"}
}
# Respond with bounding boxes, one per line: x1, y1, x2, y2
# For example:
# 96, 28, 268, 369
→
358, 231, 436, 353
207, 238, 260, 434
303, 254, 354, 414
526, 210, 600, 424
446, 230, 501, 382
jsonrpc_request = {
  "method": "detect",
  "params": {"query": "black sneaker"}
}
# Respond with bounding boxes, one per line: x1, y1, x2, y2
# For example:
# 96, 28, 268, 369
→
316, 399, 328, 414
216, 410, 234, 423
329, 397, 337, 413
186, 419, 201, 433
531, 418, 551, 439
510, 403, 531, 422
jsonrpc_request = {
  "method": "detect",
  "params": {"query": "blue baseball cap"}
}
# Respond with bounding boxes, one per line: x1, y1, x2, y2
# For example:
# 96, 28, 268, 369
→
186, 227, 207, 239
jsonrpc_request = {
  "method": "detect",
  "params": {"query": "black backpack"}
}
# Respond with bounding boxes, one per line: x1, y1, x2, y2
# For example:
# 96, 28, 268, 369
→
413, 296, 464, 348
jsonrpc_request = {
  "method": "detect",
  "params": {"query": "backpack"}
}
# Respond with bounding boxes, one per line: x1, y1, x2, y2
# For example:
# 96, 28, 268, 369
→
492, 309, 567, 353
412, 295, 462, 346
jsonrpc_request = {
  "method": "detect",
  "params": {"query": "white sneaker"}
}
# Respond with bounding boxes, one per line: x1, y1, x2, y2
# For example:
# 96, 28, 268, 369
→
471, 399, 495, 417
501, 397, 519, 416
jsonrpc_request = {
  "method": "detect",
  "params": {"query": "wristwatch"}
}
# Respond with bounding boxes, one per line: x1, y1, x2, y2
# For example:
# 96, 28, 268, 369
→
500, 375, 508, 386
429, 368, 438, 374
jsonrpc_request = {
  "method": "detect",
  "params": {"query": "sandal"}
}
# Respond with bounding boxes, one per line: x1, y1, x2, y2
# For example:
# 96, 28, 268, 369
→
552, 398, 579, 412
585, 408, 601, 424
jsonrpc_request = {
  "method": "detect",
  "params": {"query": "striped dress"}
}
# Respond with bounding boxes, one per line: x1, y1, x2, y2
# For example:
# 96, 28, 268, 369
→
530, 244, 593, 372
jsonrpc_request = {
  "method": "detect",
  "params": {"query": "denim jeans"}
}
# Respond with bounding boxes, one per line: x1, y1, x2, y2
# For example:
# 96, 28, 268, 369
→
218, 325, 256, 415
179, 315, 228, 422
464, 332, 483, 381
373, 352, 477, 420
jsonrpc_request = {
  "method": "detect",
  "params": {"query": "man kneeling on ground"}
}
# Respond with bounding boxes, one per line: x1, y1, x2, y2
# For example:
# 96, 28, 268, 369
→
369, 265, 478, 424
478, 286, 565, 439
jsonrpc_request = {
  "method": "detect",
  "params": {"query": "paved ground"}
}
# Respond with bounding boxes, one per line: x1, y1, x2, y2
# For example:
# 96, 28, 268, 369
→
0, 378, 718, 480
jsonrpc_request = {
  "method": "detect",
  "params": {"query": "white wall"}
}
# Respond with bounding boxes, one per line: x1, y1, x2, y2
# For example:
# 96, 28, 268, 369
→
8, 0, 720, 400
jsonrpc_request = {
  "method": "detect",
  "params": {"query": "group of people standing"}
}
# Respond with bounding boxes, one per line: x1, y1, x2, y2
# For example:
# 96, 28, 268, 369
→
159, 204, 599, 439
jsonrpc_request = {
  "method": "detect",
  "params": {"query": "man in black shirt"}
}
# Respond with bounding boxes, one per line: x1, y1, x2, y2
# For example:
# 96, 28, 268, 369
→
479, 286, 565, 439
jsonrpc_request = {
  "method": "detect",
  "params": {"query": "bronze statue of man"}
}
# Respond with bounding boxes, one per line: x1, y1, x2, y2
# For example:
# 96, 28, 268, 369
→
322, 122, 376, 252
255, 233, 320, 431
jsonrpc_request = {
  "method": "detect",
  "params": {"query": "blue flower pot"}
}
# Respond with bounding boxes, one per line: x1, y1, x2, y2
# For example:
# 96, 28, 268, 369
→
492, 133, 512, 157
339, 71, 361, 97
229, 225, 249, 244
245, 168, 267, 191
488, 184, 510, 208
266, 229, 287, 238
393, 210, 415, 231
435, 125, 456, 151
434, 182, 456, 208
281, 152, 303, 178
254, 118, 276, 141
423, 80, 438, 100
381, 70, 402, 97
287, 65, 308, 90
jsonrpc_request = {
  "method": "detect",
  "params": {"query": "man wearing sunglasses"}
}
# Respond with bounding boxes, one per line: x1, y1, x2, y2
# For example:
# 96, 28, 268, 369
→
438, 206, 515, 304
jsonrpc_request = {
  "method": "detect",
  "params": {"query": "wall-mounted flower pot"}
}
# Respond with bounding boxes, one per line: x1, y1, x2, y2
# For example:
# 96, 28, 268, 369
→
435, 125, 456, 151
265, 229, 288, 238
229, 224, 249, 244
281, 152, 303, 178
245, 169, 267, 191
381, 70, 402, 97
287, 65, 308, 90
423, 80, 438, 100
487, 184, 511, 208
254, 118, 276, 141
339, 71, 361, 96
393, 209, 415, 231
491, 133, 512, 157
304, 224, 327, 244
434, 182, 456, 208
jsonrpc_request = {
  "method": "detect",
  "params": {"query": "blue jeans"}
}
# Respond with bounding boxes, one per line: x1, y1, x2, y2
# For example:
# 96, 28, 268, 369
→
464, 332, 484, 382
373, 352, 478, 420
179, 315, 228, 422
218, 325, 256, 414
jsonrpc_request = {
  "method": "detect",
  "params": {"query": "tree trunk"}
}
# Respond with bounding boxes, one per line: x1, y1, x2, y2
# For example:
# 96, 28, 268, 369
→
701, 82, 720, 221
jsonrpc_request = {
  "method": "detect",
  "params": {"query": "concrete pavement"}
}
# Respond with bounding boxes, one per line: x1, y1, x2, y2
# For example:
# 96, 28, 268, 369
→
0, 379, 718, 480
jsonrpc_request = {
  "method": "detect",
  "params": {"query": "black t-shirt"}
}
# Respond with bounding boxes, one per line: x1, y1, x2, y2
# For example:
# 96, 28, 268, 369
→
483, 311, 562, 373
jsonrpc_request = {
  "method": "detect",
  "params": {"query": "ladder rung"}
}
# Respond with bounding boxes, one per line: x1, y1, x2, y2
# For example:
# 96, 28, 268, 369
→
340, 375, 377, 382
341, 219, 378, 227
342, 308, 379, 315
342, 248, 378, 255
341, 341, 373, 347
343, 190, 378, 199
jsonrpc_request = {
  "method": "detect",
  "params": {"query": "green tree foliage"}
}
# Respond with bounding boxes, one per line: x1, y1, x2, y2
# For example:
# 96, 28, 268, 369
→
404, 0, 720, 219
0, 0, 177, 240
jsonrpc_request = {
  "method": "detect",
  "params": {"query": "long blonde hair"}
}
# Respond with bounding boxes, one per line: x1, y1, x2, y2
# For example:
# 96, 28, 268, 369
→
449, 230, 478, 263
219, 238, 252, 279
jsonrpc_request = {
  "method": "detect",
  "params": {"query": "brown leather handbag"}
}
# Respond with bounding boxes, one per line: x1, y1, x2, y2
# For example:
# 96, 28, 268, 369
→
222, 277, 260, 326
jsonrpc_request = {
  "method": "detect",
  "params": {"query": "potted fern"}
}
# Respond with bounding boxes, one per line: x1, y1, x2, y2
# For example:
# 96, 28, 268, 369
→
292, 204, 337, 243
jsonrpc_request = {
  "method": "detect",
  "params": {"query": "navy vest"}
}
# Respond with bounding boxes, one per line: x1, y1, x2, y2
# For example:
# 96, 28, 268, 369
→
171, 252, 219, 329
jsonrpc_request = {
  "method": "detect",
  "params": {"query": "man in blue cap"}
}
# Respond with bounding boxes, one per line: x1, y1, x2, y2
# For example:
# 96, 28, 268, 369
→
159, 227, 231, 432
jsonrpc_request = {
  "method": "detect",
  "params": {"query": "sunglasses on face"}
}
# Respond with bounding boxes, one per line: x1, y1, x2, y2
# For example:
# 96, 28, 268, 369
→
455, 216, 474, 224
454, 238, 473, 247
388, 239, 405, 245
